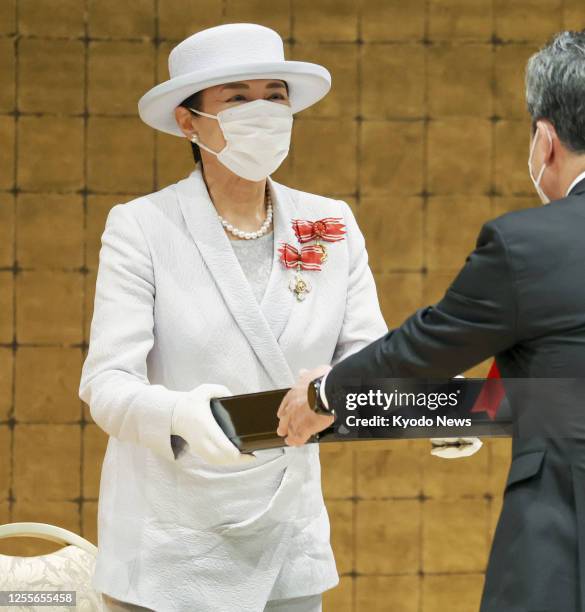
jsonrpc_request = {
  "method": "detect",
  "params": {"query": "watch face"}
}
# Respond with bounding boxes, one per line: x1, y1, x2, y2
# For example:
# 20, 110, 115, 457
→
307, 379, 318, 409
311, 378, 331, 415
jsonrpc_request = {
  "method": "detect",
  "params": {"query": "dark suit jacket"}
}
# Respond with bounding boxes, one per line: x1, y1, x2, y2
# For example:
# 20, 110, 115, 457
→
326, 178, 585, 612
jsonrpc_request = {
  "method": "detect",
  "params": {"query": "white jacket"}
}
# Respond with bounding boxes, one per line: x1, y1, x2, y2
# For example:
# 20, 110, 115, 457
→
79, 166, 387, 612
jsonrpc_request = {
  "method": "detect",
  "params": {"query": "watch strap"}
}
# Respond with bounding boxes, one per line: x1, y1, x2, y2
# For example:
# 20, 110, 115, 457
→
310, 376, 335, 417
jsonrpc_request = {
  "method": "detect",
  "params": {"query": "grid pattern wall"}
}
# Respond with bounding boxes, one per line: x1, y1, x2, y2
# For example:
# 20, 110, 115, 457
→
0, 1, 582, 610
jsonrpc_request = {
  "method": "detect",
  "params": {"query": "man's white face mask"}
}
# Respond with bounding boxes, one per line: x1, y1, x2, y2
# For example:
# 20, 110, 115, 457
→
188, 99, 294, 182
528, 125, 553, 205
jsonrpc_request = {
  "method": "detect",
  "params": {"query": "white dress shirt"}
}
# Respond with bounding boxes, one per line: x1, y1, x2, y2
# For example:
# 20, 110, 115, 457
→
566, 170, 585, 196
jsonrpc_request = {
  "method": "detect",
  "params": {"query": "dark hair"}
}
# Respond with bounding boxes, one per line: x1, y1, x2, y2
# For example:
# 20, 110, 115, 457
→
178, 90, 203, 163
526, 30, 585, 153
178, 81, 290, 165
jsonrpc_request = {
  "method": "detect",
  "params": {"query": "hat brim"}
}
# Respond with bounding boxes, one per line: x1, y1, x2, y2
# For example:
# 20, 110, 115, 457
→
138, 60, 332, 137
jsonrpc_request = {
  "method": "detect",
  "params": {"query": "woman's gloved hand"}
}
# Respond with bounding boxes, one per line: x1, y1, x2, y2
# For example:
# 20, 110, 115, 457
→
430, 437, 483, 459
429, 373, 483, 459
171, 384, 256, 466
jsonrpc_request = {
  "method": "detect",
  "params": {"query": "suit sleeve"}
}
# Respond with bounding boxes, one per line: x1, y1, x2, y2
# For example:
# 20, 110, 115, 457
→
79, 204, 182, 462
331, 200, 388, 365
325, 219, 519, 404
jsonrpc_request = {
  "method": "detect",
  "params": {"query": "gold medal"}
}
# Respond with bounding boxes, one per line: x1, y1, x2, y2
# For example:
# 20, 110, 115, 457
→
289, 271, 312, 301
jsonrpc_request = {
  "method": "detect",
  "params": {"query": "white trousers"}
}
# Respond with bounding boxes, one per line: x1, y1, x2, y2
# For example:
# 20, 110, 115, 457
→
264, 594, 323, 611
101, 594, 153, 611
101, 593, 323, 611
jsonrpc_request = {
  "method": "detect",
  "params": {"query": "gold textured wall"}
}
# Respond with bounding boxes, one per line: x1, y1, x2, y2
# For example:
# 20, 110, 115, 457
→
0, 1, 583, 610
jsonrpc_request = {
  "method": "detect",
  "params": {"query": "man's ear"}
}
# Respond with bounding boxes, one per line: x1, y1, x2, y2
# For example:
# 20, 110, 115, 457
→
538, 119, 556, 165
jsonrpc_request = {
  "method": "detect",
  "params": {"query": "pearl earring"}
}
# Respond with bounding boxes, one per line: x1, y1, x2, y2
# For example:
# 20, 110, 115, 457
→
190, 134, 199, 144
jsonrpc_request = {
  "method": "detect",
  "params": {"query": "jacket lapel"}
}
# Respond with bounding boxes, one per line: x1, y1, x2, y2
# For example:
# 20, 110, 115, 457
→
175, 167, 297, 388
259, 177, 298, 340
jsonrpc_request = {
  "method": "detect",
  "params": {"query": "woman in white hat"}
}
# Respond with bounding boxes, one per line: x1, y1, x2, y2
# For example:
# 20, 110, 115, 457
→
80, 23, 386, 612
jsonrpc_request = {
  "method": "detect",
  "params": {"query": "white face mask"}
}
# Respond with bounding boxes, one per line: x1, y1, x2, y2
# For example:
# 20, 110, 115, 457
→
188, 99, 293, 182
528, 125, 553, 205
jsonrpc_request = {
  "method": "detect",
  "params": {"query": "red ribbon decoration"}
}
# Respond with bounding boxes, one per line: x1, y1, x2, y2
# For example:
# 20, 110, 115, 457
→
470, 361, 505, 420
278, 243, 323, 271
292, 217, 346, 243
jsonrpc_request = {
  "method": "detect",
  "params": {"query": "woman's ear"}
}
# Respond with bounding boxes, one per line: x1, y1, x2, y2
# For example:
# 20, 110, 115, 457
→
174, 106, 197, 138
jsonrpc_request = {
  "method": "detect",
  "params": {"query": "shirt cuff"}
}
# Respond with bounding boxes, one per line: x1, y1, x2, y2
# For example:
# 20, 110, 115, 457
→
319, 373, 330, 408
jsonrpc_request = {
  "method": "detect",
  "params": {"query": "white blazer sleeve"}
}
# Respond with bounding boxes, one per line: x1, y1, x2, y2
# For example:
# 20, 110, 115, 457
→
79, 203, 182, 463
331, 200, 388, 365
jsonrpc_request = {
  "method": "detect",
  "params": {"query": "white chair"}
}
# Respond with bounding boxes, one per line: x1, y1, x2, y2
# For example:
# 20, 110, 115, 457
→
0, 522, 103, 611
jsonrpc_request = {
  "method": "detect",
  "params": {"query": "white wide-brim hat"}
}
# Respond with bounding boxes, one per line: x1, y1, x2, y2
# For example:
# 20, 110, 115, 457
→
138, 23, 332, 137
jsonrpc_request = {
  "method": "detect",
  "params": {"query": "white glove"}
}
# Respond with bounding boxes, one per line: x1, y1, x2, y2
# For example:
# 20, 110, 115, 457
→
429, 374, 483, 458
171, 384, 256, 466
430, 437, 483, 459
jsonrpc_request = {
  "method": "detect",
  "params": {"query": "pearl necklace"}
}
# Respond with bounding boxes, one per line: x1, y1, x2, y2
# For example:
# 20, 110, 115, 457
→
217, 188, 273, 240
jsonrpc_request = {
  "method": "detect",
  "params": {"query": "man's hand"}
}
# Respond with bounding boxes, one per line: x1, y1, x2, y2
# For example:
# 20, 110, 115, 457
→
277, 365, 334, 446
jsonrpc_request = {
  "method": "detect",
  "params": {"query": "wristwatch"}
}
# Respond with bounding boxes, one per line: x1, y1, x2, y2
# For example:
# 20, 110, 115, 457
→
307, 376, 335, 417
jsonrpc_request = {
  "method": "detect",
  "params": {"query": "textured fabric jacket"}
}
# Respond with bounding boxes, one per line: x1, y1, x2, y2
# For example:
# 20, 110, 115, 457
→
79, 166, 387, 612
